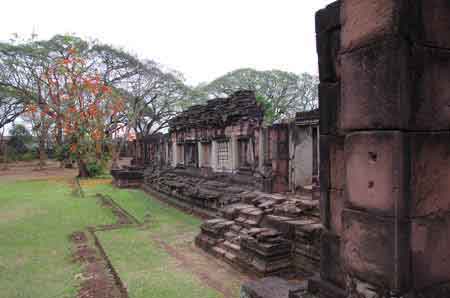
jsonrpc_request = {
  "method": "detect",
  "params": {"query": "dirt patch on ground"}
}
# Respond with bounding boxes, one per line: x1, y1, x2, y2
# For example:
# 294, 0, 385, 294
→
0, 158, 132, 183
70, 231, 128, 298
0, 161, 77, 183
155, 237, 253, 298
95, 194, 141, 227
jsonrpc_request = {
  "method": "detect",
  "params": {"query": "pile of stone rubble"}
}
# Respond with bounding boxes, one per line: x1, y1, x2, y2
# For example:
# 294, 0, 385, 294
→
169, 90, 263, 131
196, 191, 322, 277
144, 168, 263, 215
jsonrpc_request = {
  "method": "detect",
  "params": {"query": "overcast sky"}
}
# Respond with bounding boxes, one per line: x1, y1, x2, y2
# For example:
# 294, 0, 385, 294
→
1, 0, 331, 85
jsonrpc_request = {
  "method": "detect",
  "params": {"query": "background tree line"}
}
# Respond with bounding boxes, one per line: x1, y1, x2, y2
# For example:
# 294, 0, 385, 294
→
0, 35, 318, 176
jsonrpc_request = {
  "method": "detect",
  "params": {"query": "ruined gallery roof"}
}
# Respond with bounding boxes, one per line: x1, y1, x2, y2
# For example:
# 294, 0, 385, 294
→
169, 90, 264, 131
141, 133, 167, 144
295, 109, 319, 126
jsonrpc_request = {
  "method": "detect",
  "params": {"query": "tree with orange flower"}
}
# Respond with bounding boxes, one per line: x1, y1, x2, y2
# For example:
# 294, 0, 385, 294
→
33, 47, 125, 177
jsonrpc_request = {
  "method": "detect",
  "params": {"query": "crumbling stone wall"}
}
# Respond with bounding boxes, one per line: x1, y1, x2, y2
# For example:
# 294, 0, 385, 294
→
169, 90, 263, 173
290, 110, 320, 193
139, 90, 320, 197
306, 1, 450, 298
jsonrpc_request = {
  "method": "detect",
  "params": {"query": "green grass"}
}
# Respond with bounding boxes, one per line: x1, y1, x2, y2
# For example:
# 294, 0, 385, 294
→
0, 179, 221, 298
0, 178, 226, 298
83, 182, 202, 241
0, 179, 117, 298
97, 229, 220, 298
83, 182, 220, 298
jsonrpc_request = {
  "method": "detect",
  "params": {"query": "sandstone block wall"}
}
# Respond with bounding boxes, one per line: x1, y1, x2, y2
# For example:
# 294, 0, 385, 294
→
316, 1, 346, 294
314, 1, 450, 297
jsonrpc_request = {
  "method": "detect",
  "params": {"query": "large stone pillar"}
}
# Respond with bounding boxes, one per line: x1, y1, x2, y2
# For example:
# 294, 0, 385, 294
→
172, 142, 177, 167
198, 142, 203, 168
211, 140, 218, 171
307, 1, 450, 298
231, 136, 238, 171
315, 2, 347, 297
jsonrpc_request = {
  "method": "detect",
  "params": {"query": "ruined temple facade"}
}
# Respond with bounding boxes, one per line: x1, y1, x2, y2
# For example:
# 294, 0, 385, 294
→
138, 90, 320, 195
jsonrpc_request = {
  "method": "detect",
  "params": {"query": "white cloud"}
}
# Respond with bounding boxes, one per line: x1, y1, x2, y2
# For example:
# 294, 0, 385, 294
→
1, 0, 332, 85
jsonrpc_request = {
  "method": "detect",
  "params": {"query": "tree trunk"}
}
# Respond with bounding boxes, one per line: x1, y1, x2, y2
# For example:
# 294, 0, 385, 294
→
111, 126, 131, 170
0, 128, 8, 170
135, 136, 141, 165
77, 158, 89, 178
56, 117, 65, 168
2, 143, 7, 170
38, 123, 47, 170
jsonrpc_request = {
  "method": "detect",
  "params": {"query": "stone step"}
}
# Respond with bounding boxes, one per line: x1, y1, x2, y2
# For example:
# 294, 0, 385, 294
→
224, 231, 238, 241
241, 277, 307, 298
224, 252, 238, 263
222, 240, 241, 253
212, 246, 227, 257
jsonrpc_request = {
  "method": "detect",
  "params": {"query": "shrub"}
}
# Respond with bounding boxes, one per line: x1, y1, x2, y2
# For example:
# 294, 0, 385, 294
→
21, 152, 37, 161
86, 161, 104, 177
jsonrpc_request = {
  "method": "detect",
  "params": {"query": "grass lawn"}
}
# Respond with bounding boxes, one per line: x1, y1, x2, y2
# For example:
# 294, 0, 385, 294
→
0, 177, 244, 298
0, 179, 117, 298
82, 181, 225, 298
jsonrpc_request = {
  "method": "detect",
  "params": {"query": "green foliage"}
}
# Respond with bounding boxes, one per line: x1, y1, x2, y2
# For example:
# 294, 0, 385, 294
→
20, 151, 37, 161
256, 94, 275, 125
86, 161, 104, 177
8, 124, 32, 155
195, 68, 319, 124
54, 144, 70, 162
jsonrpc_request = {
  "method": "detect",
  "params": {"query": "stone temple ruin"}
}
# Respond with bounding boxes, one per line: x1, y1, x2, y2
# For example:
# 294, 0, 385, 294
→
112, 90, 324, 278
112, 0, 450, 297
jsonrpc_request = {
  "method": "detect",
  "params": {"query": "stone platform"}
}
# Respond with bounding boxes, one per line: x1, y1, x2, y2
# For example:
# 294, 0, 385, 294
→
111, 165, 145, 188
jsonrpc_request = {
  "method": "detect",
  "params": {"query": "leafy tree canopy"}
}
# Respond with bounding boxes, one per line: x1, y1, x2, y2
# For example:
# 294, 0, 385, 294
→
194, 68, 318, 124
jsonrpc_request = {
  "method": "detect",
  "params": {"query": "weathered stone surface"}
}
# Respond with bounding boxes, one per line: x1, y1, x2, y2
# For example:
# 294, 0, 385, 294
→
111, 168, 144, 188
145, 168, 255, 212
342, 209, 410, 290
410, 45, 450, 131
241, 277, 307, 298
293, 222, 322, 275
319, 189, 329, 229
341, 38, 411, 131
316, 30, 341, 83
315, 1, 341, 35
320, 231, 345, 289
170, 90, 263, 131
341, 0, 404, 51
408, 281, 450, 298
345, 131, 408, 218
329, 189, 344, 235
320, 135, 345, 191
329, 136, 345, 191
411, 214, 450, 290
196, 191, 321, 277
410, 132, 450, 217
411, 0, 450, 49
319, 135, 331, 192
319, 83, 340, 136
307, 275, 347, 298
341, 0, 450, 52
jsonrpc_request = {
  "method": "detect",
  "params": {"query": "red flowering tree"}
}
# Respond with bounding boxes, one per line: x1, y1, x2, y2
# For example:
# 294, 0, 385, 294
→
26, 47, 124, 177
